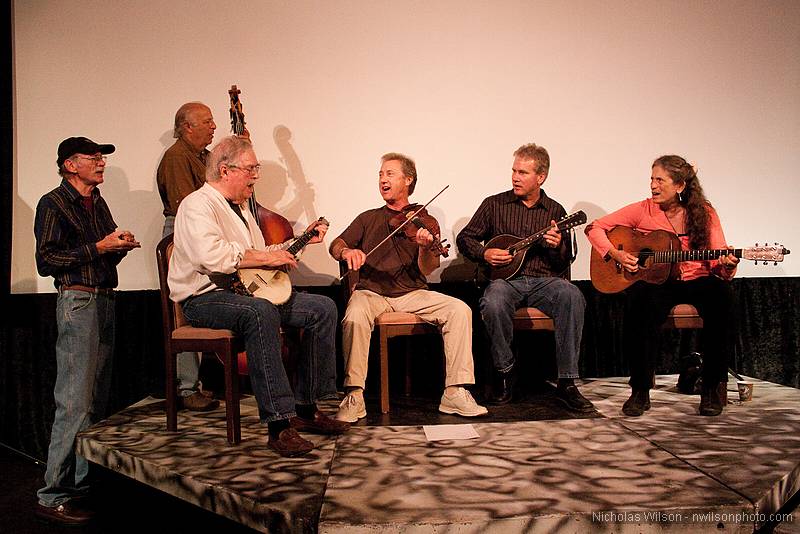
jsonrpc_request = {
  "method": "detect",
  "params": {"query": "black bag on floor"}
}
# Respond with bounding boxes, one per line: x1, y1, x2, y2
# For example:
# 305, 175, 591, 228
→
677, 352, 703, 394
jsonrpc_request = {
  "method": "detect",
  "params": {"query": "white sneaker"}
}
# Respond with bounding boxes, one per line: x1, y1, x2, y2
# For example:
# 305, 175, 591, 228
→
335, 391, 367, 422
439, 387, 488, 417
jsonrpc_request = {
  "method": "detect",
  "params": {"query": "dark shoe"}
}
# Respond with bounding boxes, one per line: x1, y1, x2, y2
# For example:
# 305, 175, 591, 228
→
622, 389, 651, 416
699, 381, 727, 416
180, 391, 220, 411
268, 428, 314, 457
554, 384, 595, 412
35, 502, 94, 526
488, 368, 515, 405
290, 411, 350, 435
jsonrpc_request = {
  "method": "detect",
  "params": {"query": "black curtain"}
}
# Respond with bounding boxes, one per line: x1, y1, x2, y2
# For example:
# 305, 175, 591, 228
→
2, 280, 798, 460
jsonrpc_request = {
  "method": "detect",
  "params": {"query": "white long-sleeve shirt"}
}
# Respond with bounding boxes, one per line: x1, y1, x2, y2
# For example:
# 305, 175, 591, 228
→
168, 183, 287, 302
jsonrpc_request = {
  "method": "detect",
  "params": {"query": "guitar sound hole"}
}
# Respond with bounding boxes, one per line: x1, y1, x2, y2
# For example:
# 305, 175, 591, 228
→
638, 249, 652, 269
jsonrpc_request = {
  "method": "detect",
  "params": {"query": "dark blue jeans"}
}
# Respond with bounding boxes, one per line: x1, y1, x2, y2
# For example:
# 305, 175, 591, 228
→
182, 290, 338, 423
480, 276, 584, 378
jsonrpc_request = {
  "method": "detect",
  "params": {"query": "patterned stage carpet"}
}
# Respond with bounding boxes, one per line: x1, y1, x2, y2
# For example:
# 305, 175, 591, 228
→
77, 376, 800, 533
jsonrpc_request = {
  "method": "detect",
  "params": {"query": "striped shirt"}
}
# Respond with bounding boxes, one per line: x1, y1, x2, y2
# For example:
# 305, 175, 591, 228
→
34, 179, 126, 289
456, 189, 573, 279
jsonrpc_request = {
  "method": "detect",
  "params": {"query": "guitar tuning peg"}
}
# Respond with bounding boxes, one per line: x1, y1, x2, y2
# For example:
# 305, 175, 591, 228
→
774, 262, 778, 266
763, 261, 767, 265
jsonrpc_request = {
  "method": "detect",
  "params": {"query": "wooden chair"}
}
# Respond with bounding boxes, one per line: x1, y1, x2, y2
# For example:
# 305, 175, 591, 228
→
664, 303, 703, 329
156, 234, 244, 445
340, 262, 439, 414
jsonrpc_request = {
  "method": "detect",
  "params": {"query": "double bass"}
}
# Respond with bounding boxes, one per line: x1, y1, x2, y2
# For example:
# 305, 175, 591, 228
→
227, 85, 295, 374
228, 85, 294, 245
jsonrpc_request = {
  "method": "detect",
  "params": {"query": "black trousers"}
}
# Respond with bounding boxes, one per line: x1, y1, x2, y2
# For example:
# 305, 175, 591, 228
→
623, 276, 737, 390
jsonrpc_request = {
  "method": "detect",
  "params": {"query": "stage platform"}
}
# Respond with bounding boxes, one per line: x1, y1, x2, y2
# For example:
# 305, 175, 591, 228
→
76, 375, 800, 533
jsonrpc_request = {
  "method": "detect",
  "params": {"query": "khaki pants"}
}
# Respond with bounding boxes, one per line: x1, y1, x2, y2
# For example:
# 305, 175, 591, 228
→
341, 289, 475, 390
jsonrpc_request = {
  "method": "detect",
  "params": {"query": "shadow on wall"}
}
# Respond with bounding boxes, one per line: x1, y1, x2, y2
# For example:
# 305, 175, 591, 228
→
255, 125, 335, 286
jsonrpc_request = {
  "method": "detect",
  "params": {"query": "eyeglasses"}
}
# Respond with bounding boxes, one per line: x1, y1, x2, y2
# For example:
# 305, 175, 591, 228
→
74, 155, 107, 164
227, 163, 261, 175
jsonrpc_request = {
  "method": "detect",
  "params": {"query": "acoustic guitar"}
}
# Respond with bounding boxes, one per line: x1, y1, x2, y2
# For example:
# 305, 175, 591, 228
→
590, 226, 789, 294
236, 217, 329, 304
485, 211, 587, 280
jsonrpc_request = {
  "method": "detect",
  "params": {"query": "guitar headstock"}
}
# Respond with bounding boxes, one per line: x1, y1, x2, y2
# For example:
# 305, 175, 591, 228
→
556, 210, 587, 232
743, 244, 790, 263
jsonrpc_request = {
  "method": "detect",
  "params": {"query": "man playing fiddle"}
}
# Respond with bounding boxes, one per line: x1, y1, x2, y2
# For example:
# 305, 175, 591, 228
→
456, 143, 593, 412
329, 152, 488, 422
169, 136, 348, 456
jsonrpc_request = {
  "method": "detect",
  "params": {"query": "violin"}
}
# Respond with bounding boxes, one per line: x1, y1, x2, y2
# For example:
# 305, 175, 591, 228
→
388, 204, 451, 258
228, 85, 294, 245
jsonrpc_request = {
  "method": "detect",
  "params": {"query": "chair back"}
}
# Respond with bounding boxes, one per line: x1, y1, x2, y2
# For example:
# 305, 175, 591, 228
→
156, 234, 188, 343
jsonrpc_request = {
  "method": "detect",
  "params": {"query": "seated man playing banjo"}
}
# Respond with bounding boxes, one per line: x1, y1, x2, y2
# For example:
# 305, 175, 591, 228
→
168, 135, 348, 457
456, 143, 594, 412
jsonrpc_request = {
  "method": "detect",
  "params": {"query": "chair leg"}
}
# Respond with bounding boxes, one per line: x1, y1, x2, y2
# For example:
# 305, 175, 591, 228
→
379, 327, 390, 414
166, 351, 177, 432
223, 348, 241, 445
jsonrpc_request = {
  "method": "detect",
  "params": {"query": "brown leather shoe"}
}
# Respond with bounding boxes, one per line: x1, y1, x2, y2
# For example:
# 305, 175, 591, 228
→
700, 381, 727, 416
180, 391, 220, 411
268, 428, 314, 457
35, 502, 94, 526
290, 411, 350, 435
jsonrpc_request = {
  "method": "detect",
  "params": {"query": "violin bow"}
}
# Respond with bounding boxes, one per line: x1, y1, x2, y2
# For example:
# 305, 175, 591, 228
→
338, 185, 450, 282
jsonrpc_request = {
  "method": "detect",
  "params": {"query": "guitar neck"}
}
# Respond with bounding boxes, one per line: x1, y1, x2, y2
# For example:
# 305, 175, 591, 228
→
651, 248, 742, 263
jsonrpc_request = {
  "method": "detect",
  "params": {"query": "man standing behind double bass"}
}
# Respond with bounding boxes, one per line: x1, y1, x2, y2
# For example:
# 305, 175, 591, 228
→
156, 101, 219, 411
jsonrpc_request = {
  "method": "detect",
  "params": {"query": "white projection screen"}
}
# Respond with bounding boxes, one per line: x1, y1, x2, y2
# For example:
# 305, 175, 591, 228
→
11, 0, 799, 292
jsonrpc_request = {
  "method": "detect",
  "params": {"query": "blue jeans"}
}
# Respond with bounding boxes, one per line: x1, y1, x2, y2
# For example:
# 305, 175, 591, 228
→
181, 290, 338, 423
38, 289, 115, 507
480, 276, 583, 378
163, 216, 200, 396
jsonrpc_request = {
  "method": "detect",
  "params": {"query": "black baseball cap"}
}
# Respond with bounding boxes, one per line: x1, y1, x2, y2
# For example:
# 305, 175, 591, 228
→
57, 137, 116, 167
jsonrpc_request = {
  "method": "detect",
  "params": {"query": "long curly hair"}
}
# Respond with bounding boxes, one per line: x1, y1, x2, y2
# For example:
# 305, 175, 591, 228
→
652, 155, 711, 249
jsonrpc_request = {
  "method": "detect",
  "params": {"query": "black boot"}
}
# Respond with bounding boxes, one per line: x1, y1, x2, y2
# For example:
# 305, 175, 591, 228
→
488, 367, 515, 405
622, 389, 651, 416
699, 381, 727, 416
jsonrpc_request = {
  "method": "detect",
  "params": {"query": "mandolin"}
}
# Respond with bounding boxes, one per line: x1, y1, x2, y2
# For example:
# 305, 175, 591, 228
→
485, 211, 587, 281
590, 226, 790, 294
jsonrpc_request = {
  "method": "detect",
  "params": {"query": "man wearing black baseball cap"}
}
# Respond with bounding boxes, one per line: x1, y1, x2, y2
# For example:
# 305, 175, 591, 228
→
56, 136, 116, 168
34, 136, 140, 526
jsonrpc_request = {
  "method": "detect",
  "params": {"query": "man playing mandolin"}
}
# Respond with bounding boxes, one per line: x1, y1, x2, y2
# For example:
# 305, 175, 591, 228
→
169, 136, 348, 456
330, 152, 488, 422
585, 155, 739, 417
457, 143, 594, 412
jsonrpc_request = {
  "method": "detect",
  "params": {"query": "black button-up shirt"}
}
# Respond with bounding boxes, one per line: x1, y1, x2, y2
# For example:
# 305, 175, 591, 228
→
456, 189, 573, 279
34, 179, 126, 289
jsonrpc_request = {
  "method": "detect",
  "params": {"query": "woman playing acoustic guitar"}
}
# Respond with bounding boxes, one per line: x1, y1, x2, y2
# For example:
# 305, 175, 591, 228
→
585, 155, 739, 417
